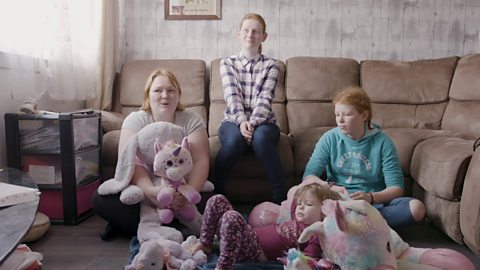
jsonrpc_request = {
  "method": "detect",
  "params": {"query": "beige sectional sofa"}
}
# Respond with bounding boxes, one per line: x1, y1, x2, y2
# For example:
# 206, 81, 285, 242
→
100, 54, 480, 255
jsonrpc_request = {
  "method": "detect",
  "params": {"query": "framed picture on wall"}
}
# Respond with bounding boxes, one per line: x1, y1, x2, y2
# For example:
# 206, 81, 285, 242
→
165, 0, 221, 20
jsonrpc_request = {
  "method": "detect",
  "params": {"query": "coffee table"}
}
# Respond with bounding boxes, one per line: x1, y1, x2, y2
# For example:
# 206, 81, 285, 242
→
0, 168, 39, 263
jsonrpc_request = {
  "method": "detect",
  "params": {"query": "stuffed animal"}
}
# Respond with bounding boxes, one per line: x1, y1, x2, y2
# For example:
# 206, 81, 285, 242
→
97, 121, 203, 241
97, 122, 208, 269
153, 138, 201, 224
180, 235, 208, 265
299, 199, 397, 270
125, 235, 207, 270
249, 179, 475, 270
98, 121, 186, 205
279, 248, 339, 270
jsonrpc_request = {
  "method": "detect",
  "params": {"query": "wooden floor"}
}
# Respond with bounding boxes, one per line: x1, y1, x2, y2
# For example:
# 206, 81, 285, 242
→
28, 214, 480, 270
29, 215, 130, 270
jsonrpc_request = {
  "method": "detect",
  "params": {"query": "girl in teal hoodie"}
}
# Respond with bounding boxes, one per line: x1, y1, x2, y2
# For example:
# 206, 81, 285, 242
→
303, 87, 425, 228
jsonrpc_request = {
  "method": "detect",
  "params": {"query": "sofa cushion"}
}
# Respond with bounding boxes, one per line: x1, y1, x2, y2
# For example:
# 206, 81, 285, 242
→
285, 57, 359, 133
449, 54, 480, 101
361, 57, 458, 104
119, 59, 206, 107
102, 130, 121, 179
361, 57, 458, 129
410, 137, 473, 201
371, 103, 447, 129
290, 127, 333, 179
286, 103, 336, 132
460, 148, 480, 255
442, 54, 480, 139
383, 128, 460, 175
100, 111, 125, 133
285, 57, 359, 101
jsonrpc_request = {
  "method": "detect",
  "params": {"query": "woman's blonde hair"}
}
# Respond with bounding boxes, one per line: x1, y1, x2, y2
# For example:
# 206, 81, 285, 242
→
140, 69, 184, 112
294, 183, 341, 204
333, 86, 373, 129
240, 13, 266, 54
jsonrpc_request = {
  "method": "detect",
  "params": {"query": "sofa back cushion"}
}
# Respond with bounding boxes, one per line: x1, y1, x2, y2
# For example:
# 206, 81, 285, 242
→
361, 57, 458, 129
285, 57, 360, 133
114, 59, 207, 122
208, 58, 288, 136
443, 53, 480, 139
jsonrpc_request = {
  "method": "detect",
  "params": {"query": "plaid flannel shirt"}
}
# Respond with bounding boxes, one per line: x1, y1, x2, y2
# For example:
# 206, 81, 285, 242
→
220, 52, 279, 127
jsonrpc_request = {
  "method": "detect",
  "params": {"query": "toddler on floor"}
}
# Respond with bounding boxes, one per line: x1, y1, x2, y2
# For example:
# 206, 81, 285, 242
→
191, 183, 340, 270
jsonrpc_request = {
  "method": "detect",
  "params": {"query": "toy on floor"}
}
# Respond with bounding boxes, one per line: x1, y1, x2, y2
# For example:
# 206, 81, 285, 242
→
279, 248, 339, 270
125, 235, 207, 270
299, 199, 397, 270
249, 179, 475, 270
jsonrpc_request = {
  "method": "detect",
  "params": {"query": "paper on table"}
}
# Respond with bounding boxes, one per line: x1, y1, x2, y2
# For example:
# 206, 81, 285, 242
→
0, 182, 40, 207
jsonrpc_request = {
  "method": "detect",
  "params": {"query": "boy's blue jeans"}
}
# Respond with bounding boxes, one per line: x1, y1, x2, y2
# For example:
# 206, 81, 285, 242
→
213, 122, 286, 203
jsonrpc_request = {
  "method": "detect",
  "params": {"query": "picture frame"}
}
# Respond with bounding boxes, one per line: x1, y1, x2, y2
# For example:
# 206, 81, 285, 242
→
165, 0, 221, 20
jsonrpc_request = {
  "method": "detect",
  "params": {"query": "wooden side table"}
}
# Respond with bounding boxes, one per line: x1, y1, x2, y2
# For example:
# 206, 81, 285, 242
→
0, 168, 39, 263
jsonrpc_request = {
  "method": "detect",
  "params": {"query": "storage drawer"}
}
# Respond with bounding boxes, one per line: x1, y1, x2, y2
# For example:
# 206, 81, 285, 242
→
38, 179, 100, 221
21, 150, 100, 185
19, 117, 99, 151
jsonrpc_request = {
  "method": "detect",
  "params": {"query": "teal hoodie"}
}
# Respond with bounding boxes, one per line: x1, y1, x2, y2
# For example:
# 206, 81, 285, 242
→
303, 124, 404, 193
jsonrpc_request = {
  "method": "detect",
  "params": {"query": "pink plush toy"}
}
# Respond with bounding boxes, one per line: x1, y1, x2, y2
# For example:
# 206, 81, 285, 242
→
249, 179, 475, 270
153, 137, 201, 224
125, 236, 207, 270
98, 122, 204, 241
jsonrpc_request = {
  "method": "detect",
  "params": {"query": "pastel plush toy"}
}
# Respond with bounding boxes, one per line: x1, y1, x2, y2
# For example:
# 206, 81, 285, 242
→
98, 121, 186, 205
97, 121, 203, 241
153, 138, 201, 224
125, 236, 207, 270
299, 199, 398, 270
249, 179, 475, 270
180, 235, 209, 265
279, 248, 339, 270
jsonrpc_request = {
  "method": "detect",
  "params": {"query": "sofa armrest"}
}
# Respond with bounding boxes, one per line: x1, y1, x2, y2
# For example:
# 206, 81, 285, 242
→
101, 111, 125, 133
460, 148, 480, 255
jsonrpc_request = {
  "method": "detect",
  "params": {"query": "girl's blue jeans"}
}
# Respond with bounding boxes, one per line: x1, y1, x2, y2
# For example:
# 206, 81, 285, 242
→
213, 121, 286, 203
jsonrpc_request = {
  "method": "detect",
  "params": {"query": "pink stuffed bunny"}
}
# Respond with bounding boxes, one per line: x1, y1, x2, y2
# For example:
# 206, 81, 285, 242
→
153, 137, 201, 224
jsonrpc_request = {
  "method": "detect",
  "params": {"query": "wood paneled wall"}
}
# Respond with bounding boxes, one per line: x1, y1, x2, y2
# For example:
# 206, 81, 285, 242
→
119, 0, 480, 64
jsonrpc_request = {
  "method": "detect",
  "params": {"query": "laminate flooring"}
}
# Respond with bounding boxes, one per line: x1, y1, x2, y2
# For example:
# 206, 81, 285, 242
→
28, 215, 130, 270
28, 214, 480, 270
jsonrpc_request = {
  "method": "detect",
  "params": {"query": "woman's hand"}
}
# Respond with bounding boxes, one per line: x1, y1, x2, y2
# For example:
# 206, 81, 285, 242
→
240, 121, 254, 143
170, 191, 189, 210
144, 185, 164, 206
350, 191, 371, 203
147, 187, 189, 210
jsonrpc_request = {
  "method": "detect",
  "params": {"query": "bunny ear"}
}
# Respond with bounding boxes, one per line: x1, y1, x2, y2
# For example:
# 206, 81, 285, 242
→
154, 138, 162, 154
181, 137, 189, 150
